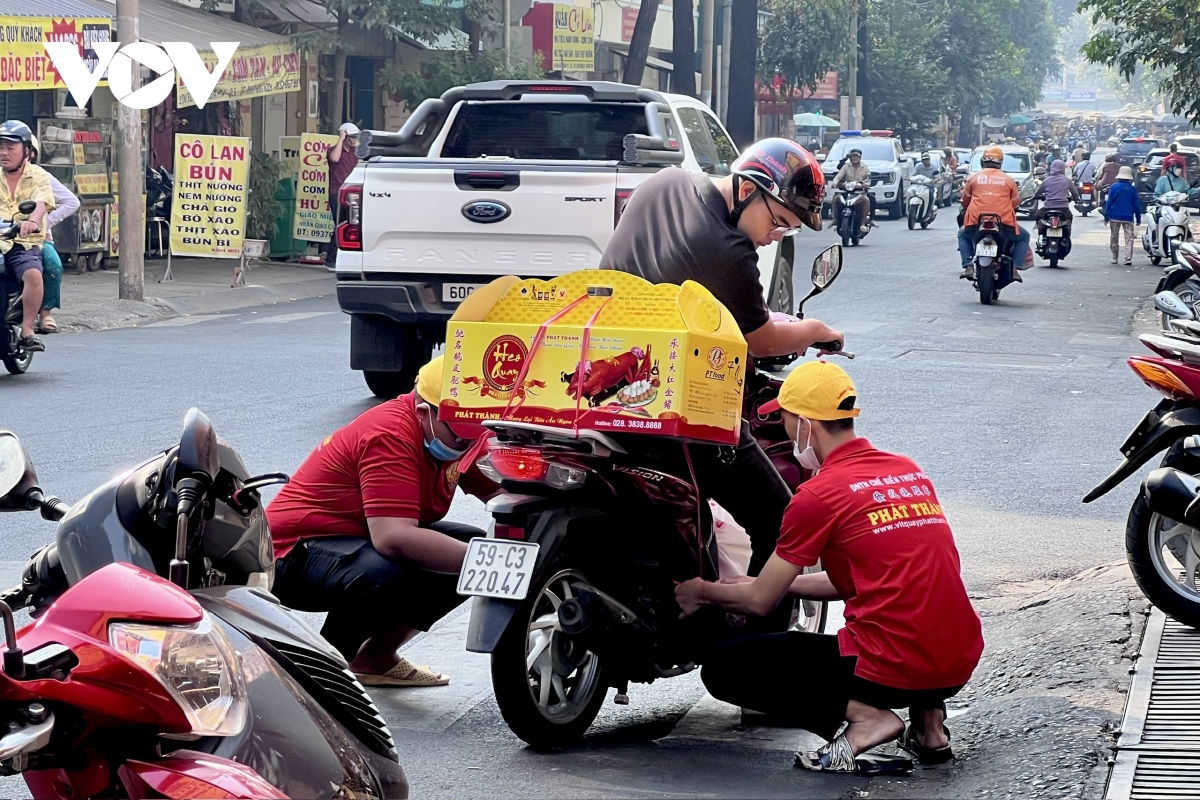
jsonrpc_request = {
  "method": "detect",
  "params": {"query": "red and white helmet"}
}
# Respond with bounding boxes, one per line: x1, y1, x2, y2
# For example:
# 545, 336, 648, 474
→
732, 138, 826, 232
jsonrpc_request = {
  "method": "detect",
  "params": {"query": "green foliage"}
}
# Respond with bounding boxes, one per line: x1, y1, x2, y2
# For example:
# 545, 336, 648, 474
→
990, 0, 1059, 114
757, 0, 852, 96
379, 50, 546, 111
245, 153, 286, 241
864, 0, 950, 139
1080, 0, 1200, 121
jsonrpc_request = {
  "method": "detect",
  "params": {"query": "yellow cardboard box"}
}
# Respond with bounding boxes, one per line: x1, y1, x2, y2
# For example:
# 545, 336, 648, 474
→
440, 270, 747, 445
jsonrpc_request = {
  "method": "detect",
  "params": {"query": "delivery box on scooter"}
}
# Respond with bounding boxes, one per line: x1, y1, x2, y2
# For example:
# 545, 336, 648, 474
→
439, 270, 748, 445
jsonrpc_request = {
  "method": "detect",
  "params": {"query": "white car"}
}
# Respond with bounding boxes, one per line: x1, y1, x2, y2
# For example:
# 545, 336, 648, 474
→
821, 132, 911, 218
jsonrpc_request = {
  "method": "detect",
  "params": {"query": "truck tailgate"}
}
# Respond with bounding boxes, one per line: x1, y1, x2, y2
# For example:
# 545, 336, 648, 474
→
361, 163, 620, 277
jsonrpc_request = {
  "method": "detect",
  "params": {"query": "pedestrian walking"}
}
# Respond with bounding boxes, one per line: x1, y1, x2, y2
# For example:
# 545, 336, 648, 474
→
29, 135, 79, 334
1103, 166, 1141, 266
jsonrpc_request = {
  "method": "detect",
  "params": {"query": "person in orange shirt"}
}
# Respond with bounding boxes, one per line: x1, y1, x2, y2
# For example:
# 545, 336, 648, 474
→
957, 146, 1029, 281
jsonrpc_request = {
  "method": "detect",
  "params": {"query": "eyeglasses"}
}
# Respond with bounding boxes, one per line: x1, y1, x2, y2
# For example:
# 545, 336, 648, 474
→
760, 194, 800, 237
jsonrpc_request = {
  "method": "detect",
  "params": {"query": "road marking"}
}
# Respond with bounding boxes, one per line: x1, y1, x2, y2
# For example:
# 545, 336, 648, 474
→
241, 312, 335, 325
143, 314, 234, 327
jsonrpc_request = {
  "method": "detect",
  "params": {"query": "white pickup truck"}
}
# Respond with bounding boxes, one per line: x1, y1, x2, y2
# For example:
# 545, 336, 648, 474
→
335, 80, 795, 398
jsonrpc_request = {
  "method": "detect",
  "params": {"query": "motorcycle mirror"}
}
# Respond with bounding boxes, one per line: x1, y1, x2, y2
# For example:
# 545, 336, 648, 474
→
1155, 291, 1194, 320
15, 201, 35, 216
0, 432, 39, 511
811, 245, 843, 291
176, 408, 219, 483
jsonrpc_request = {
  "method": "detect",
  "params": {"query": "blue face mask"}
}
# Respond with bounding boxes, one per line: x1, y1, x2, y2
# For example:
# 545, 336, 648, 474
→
423, 409, 467, 461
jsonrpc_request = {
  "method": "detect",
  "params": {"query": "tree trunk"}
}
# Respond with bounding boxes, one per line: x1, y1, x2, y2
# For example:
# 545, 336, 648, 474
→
672, 0, 696, 96
623, 0, 661, 86
330, 4, 350, 132
726, 0, 757, 146
464, 18, 482, 56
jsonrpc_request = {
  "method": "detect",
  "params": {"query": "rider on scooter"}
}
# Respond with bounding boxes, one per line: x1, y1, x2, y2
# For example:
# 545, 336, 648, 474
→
832, 149, 875, 235
600, 137, 843, 575
911, 153, 941, 206
957, 145, 1030, 282
1033, 159, 1079, 227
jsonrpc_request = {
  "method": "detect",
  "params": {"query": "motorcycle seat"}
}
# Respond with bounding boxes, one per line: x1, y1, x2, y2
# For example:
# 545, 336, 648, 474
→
1169, 319, 1200, 339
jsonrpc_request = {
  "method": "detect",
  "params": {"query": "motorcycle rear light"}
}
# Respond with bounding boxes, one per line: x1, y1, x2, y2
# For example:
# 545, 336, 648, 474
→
1129, 358, 1196, 399
109, 613, 247, 737
494, 523, 526, 541
488, 448, 549, 481
981, 221, 998, 231
476, 454, 501, 483
336, 184, 362, 251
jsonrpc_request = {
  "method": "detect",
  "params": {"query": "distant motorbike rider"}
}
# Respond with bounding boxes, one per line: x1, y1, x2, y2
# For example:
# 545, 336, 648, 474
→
833, 148, 875, 233
1033, 160, 1079, 226
911, 153, 941, 205
941, 147, 958, 172
1096, 153, 1122, 195
957, 145, 1030, 281
601, 137, 843, 576
0, 120, 53, 353
1072, 152, 1096, 185
1149, 164, 1198, 233
1163, 143, 1188, 178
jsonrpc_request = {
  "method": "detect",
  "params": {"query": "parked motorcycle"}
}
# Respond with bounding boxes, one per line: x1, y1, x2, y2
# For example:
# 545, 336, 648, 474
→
1035, 208, 1072, 268
1153, 242, 1200, 330
146, 167, 174, 257
0, 435, 289, 799
906, 175, 938, 230
0, 416, 409, 798
1074, 182, 1097, 216
1143, 190, 1194, 265
834, 182, 871, 247
968, 213, 1016, 305
1084, 329, 1200, 628
1, 201, 39, 377
462, 246, 849, 748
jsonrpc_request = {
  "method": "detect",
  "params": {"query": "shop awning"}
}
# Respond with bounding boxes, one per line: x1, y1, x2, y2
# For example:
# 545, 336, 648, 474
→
3, 0, 111, 17
391, 25, 470, 51
608, 47, 673, 71
81, 0, 289, 47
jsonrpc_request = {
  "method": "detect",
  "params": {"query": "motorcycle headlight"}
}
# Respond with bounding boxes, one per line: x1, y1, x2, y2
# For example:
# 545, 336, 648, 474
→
109, 613, 247, 737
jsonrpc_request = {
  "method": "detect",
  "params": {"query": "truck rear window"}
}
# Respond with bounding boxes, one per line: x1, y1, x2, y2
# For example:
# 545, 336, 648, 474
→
441, 103, 649, 161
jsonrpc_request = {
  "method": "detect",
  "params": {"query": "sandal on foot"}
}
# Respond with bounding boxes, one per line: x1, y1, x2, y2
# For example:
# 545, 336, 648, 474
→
355, 657, 450, 687
36, 316, 58, 334
899, 721, 954, 764
19, 335, 44, 353
795, 733, 914, 775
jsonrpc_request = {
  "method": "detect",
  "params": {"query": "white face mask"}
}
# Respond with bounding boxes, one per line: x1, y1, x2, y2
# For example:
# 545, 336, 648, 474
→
793, 420, 823, 472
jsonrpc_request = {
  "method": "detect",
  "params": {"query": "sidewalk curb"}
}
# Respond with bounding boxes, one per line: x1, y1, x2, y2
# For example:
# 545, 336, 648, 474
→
153, 277, 334, 317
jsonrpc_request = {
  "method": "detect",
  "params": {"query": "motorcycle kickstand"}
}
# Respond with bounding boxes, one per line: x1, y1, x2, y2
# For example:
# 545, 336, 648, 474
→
614, 680, 630, 705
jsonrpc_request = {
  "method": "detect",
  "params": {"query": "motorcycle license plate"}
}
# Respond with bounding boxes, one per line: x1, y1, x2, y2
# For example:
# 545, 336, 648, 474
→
1082, 193, 1092, 201
457, 538, 540, 600
1047, 228, 1064, 237
977, 244, 998, 257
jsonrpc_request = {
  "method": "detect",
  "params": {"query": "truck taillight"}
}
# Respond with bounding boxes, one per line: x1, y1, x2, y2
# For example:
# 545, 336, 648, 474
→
615, 188, 634, 226
336, 184, 362, 251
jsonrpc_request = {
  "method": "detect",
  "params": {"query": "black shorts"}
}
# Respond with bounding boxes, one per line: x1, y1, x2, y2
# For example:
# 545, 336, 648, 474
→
272, 520, 484, 661
701, 631, 965, 741
3, 244, 42, 281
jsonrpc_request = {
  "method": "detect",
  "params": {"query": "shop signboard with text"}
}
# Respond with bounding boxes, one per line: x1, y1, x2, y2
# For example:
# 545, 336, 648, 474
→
176, 42, 301, 107
0, 16, 112, 90
523, 3, 594, 72
169, 134, 250, 258
292, 133, 338, 242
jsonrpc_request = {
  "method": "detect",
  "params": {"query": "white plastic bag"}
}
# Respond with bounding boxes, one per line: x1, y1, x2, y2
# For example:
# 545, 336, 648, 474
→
711, 500, 752, 580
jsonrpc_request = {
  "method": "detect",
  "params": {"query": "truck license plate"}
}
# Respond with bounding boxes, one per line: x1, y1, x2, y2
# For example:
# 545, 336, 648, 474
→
443, 283, 485, 303
457, 538, 540, 600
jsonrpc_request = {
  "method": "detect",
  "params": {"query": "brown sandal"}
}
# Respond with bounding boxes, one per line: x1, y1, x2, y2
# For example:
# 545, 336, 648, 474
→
36, 316, 58, 334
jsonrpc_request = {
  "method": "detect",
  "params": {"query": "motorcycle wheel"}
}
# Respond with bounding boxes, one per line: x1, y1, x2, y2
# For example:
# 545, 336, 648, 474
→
841, 233, 850, 247
977, 262, 995, 305
1152, 254, 1163, 265
1163, 282, 1199, 330
920, 219, 930, 230
907, 207, 917, 230
491, 568, 608, 748
852, 237, 861, 246
1048, 254, 1059, 268
3, 350, 30, 375
1127, 496, 1200, 629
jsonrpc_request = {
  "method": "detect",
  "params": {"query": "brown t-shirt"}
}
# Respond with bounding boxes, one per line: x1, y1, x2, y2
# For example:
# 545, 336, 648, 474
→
327, 140, 359, 202
599, 169, 770, 335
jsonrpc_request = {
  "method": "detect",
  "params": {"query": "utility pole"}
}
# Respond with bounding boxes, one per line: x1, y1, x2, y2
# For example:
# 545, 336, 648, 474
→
847, 0, 858, 130
115, 0, 144, 301
700, 0, 715, 106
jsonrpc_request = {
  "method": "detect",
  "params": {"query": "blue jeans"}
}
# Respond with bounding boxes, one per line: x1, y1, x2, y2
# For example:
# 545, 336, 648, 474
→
958, 224, 1030, 269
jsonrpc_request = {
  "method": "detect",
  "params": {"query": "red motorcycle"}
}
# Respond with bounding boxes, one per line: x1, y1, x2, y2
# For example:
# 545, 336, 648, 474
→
460, 245, 848, 748
0, 432, 284, 798
1086, 329, 1200, 628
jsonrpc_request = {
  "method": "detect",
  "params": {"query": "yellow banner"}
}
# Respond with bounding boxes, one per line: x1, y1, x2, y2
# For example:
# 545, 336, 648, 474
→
176, 42, 301, 108
279, 135, 301, 180
169, 134, 250, 258
0, 16, 112, 90
75, 171, 109, 196
552, 5, 594, 72
292, 132, 337, 242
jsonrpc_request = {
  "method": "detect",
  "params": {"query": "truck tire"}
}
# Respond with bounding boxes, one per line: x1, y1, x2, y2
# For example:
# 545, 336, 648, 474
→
362, 335, 435, 399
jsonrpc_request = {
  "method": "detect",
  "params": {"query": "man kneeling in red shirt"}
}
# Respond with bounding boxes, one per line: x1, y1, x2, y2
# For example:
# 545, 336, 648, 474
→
268, 356, 498, 686
676, 360, 983, 773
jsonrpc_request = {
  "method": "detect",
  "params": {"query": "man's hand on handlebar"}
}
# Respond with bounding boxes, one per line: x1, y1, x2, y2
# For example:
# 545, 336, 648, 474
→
18, 220, 39, 237
745, 316, 845, 359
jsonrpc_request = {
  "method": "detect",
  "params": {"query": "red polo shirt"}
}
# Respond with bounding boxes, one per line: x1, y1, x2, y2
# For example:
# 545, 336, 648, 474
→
776, 438, 983, 691
268, 392, 496, 558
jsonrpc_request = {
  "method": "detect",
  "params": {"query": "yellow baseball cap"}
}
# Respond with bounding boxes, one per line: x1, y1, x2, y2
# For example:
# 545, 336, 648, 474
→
415, 356, 487, 439
758, 360, 861, 420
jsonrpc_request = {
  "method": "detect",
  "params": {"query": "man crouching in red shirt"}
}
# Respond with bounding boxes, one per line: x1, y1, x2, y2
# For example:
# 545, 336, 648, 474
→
675, 360, 983, 773
268, 355, 498, 687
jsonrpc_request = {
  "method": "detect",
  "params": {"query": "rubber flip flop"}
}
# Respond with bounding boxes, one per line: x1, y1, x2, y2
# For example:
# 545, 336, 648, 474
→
19, 335, 44, 353
355, 656, 450, 687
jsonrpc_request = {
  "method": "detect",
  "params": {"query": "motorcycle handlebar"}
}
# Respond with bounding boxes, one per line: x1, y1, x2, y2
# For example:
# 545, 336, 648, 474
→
812, 341, 855, 359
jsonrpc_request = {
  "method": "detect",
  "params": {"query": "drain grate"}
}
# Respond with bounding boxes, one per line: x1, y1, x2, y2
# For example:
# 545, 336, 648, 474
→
1109, 610, 1200, 799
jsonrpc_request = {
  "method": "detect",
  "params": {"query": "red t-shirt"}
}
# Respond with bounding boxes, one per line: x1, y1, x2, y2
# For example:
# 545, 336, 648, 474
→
776, 439, 983, 691
268, 392, 496, 558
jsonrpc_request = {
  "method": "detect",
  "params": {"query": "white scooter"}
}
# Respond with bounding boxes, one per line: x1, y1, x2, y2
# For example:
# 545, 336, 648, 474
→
905, 175, 938, 230
1144, 191, 1195, 266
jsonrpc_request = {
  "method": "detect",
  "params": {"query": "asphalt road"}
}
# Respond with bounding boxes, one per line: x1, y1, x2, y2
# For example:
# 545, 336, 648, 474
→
0, 208, 1159, 797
